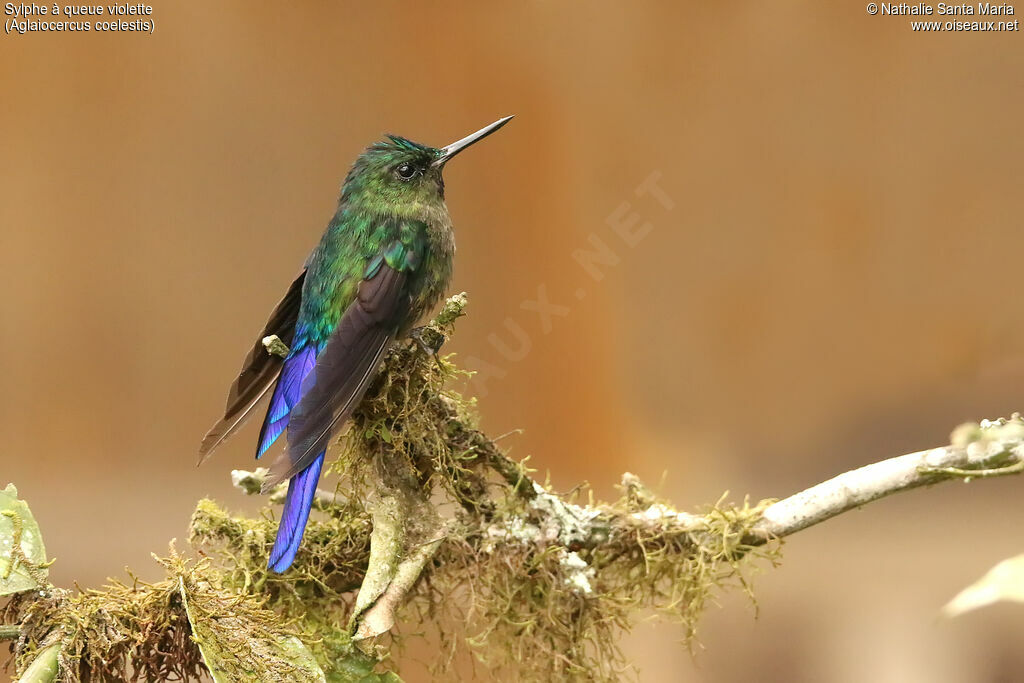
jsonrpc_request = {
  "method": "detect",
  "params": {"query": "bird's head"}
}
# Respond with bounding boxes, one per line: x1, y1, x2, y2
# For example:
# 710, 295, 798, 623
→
340, 116, 513, 217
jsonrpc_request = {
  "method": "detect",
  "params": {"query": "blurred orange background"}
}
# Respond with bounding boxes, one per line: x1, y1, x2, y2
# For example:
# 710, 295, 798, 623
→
3, 2, 1024, 681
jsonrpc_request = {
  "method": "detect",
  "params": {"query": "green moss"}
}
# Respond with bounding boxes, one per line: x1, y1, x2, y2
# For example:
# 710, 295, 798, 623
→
325, 294, 489, 512
398, 486, 781, 682
189, 499, 377, 678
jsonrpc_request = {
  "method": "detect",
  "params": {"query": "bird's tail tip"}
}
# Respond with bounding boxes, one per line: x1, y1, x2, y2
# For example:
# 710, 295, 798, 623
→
268, 545, 299, 574
266, 453, 325, 573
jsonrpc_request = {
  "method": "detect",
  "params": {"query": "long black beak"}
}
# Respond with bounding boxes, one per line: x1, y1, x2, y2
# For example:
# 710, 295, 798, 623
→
432, 116, 514, 167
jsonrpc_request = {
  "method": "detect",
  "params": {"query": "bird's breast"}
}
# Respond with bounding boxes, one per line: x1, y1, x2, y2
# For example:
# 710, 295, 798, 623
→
409, 217, 455, 324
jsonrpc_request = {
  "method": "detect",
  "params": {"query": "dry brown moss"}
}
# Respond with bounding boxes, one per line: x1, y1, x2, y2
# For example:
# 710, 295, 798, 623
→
6, 550, 299, 681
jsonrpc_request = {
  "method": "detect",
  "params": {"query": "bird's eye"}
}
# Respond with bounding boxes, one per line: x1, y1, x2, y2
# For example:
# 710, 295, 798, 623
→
396, 163, 418, 181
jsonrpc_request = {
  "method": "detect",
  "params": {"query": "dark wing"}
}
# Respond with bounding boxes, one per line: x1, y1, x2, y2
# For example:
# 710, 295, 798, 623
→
263, 261, 410, 489
198, 269, 307, 463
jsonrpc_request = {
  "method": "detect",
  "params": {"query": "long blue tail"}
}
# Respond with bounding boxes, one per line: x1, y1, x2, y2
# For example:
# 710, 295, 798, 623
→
256, 342, 324, 573
268, 452, 325, 572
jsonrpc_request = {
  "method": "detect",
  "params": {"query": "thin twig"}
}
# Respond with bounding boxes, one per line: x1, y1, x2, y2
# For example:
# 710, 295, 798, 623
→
751, 423, 1024, 541
231, 468, 344, 510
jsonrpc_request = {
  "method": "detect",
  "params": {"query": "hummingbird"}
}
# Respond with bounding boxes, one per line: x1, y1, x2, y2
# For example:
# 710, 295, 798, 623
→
199, 116, 513, 572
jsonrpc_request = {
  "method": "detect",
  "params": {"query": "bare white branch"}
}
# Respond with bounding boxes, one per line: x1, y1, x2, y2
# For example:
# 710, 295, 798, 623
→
752, 418, 1024, 540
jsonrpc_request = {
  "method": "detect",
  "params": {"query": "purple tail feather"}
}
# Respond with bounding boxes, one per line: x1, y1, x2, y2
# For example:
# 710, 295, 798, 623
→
267, 452, 325, 572
256, 344, 317, 459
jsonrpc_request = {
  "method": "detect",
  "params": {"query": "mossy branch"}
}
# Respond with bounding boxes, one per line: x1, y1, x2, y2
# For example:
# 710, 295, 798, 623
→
4, 293, 1024, 682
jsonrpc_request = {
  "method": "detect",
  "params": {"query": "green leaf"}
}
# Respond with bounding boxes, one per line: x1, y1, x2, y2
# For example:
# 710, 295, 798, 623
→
17, 642, 60, 683
327, 649, 403, 683
278, 636, 329, 681
943, 553, 1024, 617
0, 483, 50, 596
178, 576, 326, 683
